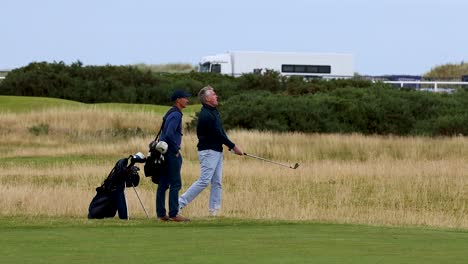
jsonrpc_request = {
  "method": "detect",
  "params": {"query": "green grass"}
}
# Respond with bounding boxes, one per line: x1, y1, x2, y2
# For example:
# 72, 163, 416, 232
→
95, 102, 201, 116
0, 95, 83, 112
2, 95, 467, 263
0, 95, 201, 115
0, 217, 467, 264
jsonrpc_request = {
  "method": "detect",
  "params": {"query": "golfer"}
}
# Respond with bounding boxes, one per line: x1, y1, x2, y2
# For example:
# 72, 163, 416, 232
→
179, 86, 243, 216
156, 90, 191, 222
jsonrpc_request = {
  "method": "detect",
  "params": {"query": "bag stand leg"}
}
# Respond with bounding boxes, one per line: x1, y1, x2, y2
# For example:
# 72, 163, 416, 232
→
124, 189, 129, 220
132, 183, 149, 219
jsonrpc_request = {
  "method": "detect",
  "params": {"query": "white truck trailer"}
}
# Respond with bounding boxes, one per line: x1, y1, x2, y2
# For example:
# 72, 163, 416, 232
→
199, 51, 354, 78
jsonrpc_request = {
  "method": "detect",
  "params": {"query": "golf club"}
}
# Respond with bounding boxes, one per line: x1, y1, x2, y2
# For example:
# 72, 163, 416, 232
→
236, 151, 299, 169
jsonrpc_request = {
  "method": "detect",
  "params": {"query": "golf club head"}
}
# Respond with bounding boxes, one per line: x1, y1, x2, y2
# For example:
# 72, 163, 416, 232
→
292, 163, 299, 169
131, 152, 146, 163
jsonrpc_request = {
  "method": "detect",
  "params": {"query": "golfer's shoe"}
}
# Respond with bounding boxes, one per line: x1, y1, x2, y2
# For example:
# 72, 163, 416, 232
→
169, 215, 190, 222
157, 215, 169, 221
209, 209, 219, 217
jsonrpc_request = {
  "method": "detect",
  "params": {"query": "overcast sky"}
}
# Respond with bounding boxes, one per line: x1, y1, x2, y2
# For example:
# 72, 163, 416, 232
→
1, 0, 467, 75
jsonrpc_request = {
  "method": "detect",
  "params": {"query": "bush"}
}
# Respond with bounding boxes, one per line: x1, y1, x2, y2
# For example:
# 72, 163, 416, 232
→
28, 123, 49, 136
3, 62, 468, 136
217, 87, 468, 136
237, 70, 285, 93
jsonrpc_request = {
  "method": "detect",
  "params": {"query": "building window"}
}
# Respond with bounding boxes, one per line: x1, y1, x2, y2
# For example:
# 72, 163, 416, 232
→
282, 65, 294, 73
282, 64, 331, 74
200, 63, 210, 73
306, 66, 318, 73
211, 64, 221, 73
318, 66, 331, 73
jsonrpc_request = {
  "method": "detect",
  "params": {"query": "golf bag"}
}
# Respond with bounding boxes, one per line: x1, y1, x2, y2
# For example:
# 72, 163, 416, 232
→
144, 107, 177, 184
88, 157, 140, 220
144, 142, 167, 184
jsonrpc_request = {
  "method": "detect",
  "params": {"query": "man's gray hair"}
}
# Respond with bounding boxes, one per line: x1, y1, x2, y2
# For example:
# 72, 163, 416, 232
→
198, 85, 213, 104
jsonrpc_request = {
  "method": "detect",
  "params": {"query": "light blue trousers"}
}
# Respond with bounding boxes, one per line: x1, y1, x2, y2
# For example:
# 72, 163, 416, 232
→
179, 150, 223, 213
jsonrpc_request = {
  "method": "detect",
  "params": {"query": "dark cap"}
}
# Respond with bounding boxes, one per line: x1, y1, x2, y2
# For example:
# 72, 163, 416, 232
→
170, 90, 191, 101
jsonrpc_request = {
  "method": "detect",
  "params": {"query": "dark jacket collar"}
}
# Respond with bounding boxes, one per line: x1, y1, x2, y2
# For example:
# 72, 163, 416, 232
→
170, 105, 183, 114
202, 103, 217, 111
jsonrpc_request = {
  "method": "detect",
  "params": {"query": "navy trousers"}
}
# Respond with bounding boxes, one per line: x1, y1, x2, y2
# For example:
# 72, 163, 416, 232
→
156, 152, 182, 218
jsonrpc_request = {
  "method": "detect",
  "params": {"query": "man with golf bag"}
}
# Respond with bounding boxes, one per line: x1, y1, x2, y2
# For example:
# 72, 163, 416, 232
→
179, 86, 244, 216
155, 90, 191, 222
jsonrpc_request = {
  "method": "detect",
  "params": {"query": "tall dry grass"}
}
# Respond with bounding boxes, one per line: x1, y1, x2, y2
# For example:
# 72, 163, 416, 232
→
424, 62, 468, 80
132, 63, 196, 73
1, 108, 467, 229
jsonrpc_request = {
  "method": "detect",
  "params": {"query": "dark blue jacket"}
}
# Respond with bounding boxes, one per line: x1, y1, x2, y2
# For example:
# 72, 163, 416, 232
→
197, 104, 235, 152
160, 106, 183, 154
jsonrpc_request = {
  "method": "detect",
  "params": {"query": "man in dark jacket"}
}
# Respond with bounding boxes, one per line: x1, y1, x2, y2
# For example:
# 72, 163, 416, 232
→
156, 90, 191, 222
179, 86, 243, 216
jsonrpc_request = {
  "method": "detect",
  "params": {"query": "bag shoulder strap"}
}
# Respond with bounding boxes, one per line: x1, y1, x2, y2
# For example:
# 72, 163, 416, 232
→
153, 123, 164, 142
153, 106, 179, 141
101, 158, 127, 190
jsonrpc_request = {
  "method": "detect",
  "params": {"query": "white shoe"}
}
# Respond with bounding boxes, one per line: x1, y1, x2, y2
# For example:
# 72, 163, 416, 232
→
209, 209, 219, 217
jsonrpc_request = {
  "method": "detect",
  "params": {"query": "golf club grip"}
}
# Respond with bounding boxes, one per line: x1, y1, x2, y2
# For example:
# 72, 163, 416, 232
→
228, 148, 246, 155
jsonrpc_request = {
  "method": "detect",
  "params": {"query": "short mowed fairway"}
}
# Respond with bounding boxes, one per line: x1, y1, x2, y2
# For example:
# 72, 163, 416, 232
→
1, 217, 468, 264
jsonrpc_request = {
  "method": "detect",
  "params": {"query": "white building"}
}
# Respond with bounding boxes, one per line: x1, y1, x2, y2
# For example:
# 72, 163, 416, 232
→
199, 51, 354, 78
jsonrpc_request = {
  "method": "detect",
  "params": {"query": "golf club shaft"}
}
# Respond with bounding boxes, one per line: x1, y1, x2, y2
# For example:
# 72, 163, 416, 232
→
243, 152, 295, 169
132, 184, 149, 219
